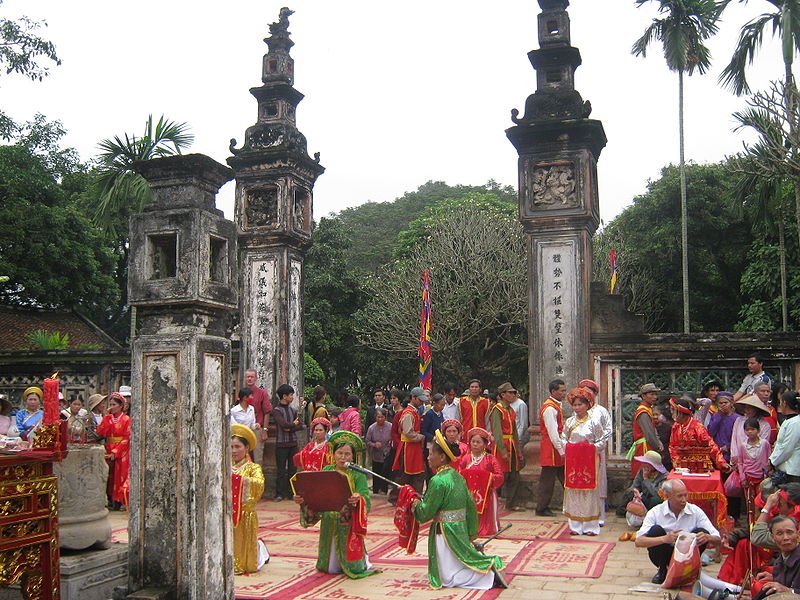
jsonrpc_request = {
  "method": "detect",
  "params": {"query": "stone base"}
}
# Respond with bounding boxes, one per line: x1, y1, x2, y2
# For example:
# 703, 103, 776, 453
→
60, 545, 128, 600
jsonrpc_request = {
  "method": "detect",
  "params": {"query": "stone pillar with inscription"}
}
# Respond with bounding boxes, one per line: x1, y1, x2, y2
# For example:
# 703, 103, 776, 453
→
506, 0, 606, 418
228, 8, 324, 402
124, 154, 238, 599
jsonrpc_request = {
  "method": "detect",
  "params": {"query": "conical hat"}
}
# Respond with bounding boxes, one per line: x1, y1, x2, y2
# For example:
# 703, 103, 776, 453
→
734, 394, 770, 417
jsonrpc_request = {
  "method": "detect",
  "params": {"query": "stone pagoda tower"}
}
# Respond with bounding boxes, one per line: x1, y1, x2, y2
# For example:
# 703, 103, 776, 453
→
506, 0, 606, 414
228, 7, 324, 398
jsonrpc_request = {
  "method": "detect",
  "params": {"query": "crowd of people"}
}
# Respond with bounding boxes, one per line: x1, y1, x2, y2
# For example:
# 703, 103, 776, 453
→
609, 352, 800, 596
0, 384, 132, 510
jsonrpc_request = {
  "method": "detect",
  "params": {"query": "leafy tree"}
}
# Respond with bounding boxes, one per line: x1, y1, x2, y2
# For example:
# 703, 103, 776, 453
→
632, 0, 725, 333
593, 162, 751, 332
335, 180, 516, 273
303, 217, 367, 391
355, 197, 528, 387
0, 1, 61, 139
0, 144, 119, 318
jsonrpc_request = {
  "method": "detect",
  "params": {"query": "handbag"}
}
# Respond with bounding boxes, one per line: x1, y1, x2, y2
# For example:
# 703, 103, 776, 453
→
626, 497, 647, 518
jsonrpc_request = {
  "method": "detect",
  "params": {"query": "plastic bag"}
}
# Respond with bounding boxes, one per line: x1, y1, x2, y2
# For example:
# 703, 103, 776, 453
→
724, 470, 742, 497
626, 497, 647, 518
662, 531, 701, 589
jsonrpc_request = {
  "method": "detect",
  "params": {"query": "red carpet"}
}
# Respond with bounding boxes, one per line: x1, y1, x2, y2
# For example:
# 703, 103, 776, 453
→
110, 498, 614, 598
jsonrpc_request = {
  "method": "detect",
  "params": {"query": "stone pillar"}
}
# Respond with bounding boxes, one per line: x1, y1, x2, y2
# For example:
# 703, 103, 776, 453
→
124, 154, 238, 599
506, 0, 606, 417
228, 8, 324, 400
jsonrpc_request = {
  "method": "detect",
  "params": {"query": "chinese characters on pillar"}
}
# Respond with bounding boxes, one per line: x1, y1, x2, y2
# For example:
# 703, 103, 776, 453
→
538, 241, 575, 383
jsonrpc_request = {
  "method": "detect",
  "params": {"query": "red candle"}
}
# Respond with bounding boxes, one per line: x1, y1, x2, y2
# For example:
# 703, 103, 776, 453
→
43, 374, 60, 424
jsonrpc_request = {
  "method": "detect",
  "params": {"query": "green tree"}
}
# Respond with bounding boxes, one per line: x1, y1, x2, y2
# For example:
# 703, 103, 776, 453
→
593, 162, 751, 332
355, 196, 527, 387
632, 0, 725, 333
335, 180, 516, 273
721, 0, 800, 252
303, 217, 367, 391
0, 144, 119, 318
0, 1, 61, 139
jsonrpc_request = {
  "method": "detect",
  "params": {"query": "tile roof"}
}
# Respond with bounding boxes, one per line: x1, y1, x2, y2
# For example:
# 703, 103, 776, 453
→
0, 306, 122, 352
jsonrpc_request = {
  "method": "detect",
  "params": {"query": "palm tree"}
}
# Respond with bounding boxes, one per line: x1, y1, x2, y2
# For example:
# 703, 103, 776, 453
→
720, 0, 800, 253
92, 114, 193, 237
632, 0, 725, 333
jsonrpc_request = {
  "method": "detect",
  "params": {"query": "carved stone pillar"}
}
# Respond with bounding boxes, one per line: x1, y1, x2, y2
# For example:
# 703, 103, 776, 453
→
228, 8, 324, 401
506, 0, 606, 418
124, 154, 238, 599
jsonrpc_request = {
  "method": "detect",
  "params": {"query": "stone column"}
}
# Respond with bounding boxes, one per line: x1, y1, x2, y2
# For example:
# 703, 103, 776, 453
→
228, 8, 324, 400
506, 0, 606, 417
124, 154, 238, 599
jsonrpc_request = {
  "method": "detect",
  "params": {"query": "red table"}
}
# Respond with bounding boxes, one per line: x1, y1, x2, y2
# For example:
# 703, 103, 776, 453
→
666, 470, 728, 529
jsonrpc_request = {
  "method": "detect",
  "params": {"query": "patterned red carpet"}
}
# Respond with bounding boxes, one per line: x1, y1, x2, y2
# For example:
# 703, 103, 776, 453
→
111, 498, 615, 599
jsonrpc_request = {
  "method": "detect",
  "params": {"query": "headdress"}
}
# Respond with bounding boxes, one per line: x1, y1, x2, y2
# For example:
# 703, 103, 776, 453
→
231, 423, 257, 450
107, 391, 126, 404
578, 379, 600, 394
434, 429, 457, 463
22, 386, 43, 401
328, 430, 365, 459
466, 427, 492, 444
441, 418, 462, 432
310, 417, 331, 430
567, 386, 595, 408
669, 397, 693, 416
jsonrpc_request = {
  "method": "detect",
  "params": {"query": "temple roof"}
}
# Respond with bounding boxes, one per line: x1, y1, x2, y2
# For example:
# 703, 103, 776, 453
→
0, 305, 122, 352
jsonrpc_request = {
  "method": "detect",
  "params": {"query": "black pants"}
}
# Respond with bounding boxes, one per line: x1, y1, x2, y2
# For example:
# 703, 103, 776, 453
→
537, 465, 564, 511
642, 525, 710, 569
372, 460, 388, 493
275, 445, 297, 498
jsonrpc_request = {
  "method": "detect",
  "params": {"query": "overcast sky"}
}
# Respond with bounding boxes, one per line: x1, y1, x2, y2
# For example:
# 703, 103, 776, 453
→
3, 1, 785, 224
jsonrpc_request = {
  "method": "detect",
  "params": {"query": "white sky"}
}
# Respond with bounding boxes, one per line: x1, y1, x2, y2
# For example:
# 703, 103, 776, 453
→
2, 1, 785, 224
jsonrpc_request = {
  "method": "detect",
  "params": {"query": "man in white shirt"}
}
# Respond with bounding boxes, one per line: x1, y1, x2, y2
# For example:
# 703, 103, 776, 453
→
509, 392, 529, 447
441, 383, 460, 421
733, 352, 771, 402
635, 479, 720, 584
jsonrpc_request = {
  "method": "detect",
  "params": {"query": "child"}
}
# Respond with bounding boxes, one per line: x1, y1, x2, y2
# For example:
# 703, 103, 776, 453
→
740, 417, 771, 485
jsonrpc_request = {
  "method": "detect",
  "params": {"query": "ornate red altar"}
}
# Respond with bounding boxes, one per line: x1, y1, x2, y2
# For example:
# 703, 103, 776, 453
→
666, 470, 728, 529
0, 420, 67, 599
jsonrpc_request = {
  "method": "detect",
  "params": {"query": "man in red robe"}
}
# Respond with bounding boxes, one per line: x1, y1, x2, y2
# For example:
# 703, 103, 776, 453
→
392, 387, 427, 495
489, 382, 523, 511
629, 383, 665, 476
669, 397, 730, 473
458, 379, 490, 441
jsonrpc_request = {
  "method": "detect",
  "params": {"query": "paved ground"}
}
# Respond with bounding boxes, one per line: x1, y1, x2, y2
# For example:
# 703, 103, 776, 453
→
109, 501, 712, 599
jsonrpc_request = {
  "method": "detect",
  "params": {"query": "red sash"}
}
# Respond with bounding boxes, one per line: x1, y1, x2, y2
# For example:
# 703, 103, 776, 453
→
462, 468, 493, 514
564, 441, 597, 490
345, 495, 368, 562
232, 473, 243, 527
394, 485, 420, 554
